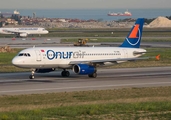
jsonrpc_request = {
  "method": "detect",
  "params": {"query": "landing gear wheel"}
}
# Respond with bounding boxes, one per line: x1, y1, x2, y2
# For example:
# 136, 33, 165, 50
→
65, 71, 70, 77
29, 69, 35, 79
61, 70, 70, 77
61, 71, 65, 77
29, 75, 34, 79
88, 72, 97, 78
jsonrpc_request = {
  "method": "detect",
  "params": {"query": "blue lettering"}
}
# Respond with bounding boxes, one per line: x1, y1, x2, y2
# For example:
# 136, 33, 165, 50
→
63, 52, 68, 59
46, 50, 85, 60
47, 50, 55, 60
56, 52, 62, 59
69, 52, 73, 58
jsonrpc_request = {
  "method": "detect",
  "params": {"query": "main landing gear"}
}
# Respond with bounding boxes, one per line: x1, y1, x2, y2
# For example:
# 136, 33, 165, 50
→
88, 72, 97, 78
61, 69, 70, 77
88, 66, 97, 78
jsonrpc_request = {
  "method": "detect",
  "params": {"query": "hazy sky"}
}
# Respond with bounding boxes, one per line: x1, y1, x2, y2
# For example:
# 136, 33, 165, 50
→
0, 0, 171, 9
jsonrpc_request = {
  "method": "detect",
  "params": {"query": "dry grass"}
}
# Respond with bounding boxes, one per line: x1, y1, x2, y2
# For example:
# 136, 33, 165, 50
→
0, 96, 170, 112
0, 65, 28, 72
0, 87, 171, 112
0, 87, 171, 119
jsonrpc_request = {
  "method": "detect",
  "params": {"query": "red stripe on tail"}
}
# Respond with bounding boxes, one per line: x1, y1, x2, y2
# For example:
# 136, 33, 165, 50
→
129, 24, 139, 38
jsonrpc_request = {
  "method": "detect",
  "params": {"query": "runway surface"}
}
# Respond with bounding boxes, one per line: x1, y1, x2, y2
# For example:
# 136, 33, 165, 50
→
0, 37, 171, 48
0, 66, 171, 95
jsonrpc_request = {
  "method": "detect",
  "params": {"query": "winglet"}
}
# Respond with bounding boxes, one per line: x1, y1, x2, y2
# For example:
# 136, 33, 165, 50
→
120, 18, 144, 48
155, 54, 160, 61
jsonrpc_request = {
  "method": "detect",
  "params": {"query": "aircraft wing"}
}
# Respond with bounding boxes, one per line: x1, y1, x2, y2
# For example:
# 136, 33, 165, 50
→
69, 57, 150, 65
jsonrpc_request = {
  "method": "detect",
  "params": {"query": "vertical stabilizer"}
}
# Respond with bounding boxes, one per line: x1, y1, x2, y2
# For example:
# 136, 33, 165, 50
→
120, 18, 144, 48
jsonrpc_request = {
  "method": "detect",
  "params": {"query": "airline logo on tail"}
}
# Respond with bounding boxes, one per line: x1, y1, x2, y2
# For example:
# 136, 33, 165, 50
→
120, 18, 144, 48
126, 24, 141, 46
129, 24, 140, 38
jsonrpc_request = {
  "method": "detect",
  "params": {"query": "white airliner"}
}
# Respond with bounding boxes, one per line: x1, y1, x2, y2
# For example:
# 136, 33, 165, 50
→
12, 18, 147, 79
0, 27, 49, 37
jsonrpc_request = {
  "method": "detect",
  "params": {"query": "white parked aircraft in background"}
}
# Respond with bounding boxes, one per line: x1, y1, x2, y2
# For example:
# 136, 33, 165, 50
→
0, 27, 49, 37
12, 18, 148, 79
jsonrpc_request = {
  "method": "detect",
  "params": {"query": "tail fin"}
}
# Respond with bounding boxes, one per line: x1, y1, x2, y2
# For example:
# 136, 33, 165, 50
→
120, 18, 144, 48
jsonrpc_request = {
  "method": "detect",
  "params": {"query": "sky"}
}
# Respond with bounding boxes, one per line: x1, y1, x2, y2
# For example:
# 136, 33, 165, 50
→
0, 0, 171, 9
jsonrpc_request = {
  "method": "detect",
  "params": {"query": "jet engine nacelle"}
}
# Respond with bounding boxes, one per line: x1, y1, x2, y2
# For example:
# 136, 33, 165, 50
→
20, 33, 28, 37
73, 64, 96, 75
35, 68, 55, 73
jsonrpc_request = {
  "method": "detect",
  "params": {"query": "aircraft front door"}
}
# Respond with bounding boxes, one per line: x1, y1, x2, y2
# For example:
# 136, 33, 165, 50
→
35, 50, 41, 61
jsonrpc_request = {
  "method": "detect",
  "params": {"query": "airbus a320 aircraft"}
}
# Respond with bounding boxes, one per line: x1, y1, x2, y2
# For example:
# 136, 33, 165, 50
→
0, 27, 49, 37
12, 18, 147, 79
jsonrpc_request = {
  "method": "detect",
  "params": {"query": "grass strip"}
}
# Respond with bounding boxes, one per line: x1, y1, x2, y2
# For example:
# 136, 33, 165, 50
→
61, 37, 171, 43
0, 102, 171, 120
0, 87, 171, 119
1, 28, 171, 38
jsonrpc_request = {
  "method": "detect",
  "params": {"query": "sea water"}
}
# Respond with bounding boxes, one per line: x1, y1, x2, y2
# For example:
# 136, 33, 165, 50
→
0, 8, 171, 21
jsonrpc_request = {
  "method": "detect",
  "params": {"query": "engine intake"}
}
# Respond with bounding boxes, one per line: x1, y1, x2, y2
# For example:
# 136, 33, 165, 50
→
73, 64, 96, 75
35, 68, 55, 73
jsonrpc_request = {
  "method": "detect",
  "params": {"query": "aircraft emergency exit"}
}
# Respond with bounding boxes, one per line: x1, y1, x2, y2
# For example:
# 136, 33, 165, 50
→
12, 18, 147, 79
0, 27, 48, 37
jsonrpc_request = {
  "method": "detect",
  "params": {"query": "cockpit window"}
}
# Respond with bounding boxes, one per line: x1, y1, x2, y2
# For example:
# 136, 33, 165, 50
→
18, 53, 24, 56
18, 53, 31, 57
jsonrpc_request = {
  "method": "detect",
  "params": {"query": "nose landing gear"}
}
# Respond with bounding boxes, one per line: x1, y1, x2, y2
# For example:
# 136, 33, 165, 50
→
29, 69, 35, 79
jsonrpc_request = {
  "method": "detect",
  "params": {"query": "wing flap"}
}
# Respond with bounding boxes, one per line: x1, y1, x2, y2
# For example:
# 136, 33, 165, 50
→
69, 57, 149, 65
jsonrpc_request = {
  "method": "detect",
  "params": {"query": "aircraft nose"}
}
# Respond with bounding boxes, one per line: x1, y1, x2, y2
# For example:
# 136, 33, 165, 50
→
12, 57, 18, 65
12, 57, 21, 66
